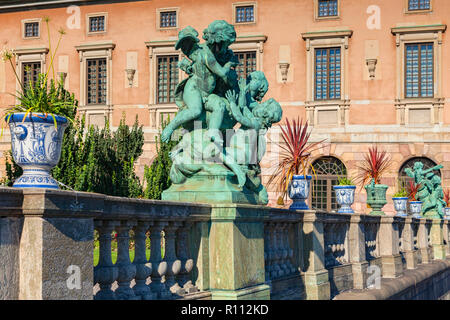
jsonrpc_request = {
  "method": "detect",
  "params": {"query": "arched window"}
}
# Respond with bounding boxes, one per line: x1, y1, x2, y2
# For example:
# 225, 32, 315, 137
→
310, 156, 347, 212
398, 157, 441, 187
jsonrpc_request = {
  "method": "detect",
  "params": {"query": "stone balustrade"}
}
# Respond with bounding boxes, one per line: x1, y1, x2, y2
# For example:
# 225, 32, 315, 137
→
0, 187, 449, 300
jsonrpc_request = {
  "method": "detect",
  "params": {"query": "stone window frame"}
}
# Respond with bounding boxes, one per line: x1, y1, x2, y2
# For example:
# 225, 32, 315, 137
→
232, 1, 257, 25
145, 35, 267, 130
391, 24, 446, 126
230, 34, 267, 75
302, 29, 352, 127
145, 39, 183, 130
22, 18, 41, 40
314, 0, 340, 21
75, 40, 115, 127
86, 12, 108, 36
13, 46, 48, 103
405, 0, 432, 14
156, 7, 179, 30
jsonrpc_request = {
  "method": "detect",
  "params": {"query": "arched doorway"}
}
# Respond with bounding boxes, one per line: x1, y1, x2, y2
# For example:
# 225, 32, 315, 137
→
310, 156, 347, 212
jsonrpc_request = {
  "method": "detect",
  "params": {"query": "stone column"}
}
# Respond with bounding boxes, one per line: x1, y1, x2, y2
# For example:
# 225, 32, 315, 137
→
348, 215, 369, 289
379, 216, 403, 278
417, 219, 431, 264
208, 204, 270, 300
19, 189, 103, 300
302, 212, 330, 300
401, 217, 418, 270
430, 219, 446, 260
444, 220, 450, 257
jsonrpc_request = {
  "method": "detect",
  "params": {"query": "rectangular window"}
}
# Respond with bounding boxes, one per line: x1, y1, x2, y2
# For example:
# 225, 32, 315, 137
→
24, 22, 39, 38
160, 11, 177, 28
87, 58, 107, 105
405, 43, 433, 98
315, 47, 341, 100
408, 0, 430, 11
157, 56, 179, 104
236, 5, 255, 23
235, 51, 257, 79
89, 15, 105, 33
22, 62, 41, 90
318, 0, 338, 17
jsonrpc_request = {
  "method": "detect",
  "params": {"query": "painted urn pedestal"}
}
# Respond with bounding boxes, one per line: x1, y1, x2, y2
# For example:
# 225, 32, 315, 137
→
288, 175, 312, 210
333, 185, 356, 214
7, 113, 68, 189
392, 197, 409, 217
365, 183, 388, 215
409, 201, 423, 218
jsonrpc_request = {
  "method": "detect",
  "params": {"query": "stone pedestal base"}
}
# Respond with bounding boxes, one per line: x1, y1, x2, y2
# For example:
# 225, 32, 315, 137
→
352, 262, 369, 289
303, 270, 331, 300
162, 172, 265, 205
211, 284, 271, 300
381, 254, 403, 278
404, 250, 418, 270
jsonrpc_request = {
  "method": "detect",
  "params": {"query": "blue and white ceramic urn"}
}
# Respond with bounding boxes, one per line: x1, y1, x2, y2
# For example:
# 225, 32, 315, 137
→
288, 175, 312, 210
333, 185, 356, 214
7, 113, 68, 189
409, 201, 423, 218
444, 207, 450, 220
392, 197, 409, 217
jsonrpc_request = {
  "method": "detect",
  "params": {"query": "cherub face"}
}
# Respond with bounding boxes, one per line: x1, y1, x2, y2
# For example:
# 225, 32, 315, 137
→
414, 162, 424, 170
248, 79, 267, 102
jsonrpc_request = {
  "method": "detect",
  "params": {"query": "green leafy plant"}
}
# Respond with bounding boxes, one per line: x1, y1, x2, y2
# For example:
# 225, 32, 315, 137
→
393, 188, 408, 198
355, 146, 392, 186
143, 116, 180, 200
1, 17, 75, 131
268, 117, 325, 199
337, 176, 354, 186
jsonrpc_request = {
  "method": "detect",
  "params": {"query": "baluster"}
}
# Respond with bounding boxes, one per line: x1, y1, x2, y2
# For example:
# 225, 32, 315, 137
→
115, 220, 138, 300
133, 221, 155, 300
164, 221, 183, 296
149, 222, 171, 299
94, 220, 119, 300
176, 222, 197, 294
283, 223, 296, 275
278, 223, 290, 275
264, 223, 272, 281
269, 222, 282, 279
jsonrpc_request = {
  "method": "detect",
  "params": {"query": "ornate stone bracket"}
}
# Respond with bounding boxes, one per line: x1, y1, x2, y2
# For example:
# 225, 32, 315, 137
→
125, 68, 136, 87
366, 58, 377, 79
278, 61, 289, 83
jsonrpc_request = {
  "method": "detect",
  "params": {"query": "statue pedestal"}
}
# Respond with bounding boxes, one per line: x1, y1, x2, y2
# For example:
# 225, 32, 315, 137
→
162, 172, 265, 205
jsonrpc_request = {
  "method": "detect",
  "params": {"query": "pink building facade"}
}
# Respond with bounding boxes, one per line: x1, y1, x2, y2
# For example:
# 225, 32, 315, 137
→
0, 0, 449, 214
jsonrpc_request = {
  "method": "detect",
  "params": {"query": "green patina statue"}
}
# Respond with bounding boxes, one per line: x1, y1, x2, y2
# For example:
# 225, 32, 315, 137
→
161, 20, 282, 205
404, 161, 445, 218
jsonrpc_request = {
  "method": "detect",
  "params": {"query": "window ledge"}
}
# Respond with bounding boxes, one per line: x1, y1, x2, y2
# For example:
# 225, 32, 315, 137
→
301, 29, 353, 40
391, 24, 446, 35
14, 46, 48, 55
75, 40, 115, 52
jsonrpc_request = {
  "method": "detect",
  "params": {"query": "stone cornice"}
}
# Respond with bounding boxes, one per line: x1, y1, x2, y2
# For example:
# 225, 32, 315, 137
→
301, 29, 353, 40
13, 45, 49, 55
75, 40, 116, 52
0, 0, 146, 13
391, 24, 447, 35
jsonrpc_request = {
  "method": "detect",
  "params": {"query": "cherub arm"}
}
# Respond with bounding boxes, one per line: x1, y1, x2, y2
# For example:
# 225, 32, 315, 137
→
225, 90, 261, 130
204, 50, 237, 84
423, 165, 444, 174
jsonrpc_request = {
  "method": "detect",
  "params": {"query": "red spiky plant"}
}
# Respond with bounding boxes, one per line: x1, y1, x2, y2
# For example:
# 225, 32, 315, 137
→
268, 117, 325, 199
444, 189, 450, 207
355, 146, 393, 186
407, 181, 421, 201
